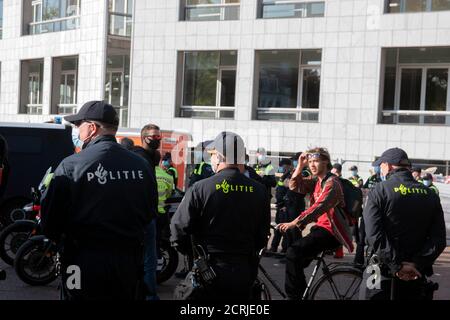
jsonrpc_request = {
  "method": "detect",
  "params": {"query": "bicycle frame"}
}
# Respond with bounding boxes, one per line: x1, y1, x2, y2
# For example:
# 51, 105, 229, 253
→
258, 263, 286, 299
302, 251, 326, 300
259, 249, 362, 300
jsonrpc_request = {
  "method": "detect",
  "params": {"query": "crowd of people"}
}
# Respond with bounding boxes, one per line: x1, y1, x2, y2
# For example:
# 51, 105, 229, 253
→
0, 100, 447, 301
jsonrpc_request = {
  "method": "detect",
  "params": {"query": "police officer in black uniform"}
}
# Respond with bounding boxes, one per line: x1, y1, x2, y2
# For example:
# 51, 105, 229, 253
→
284, 153, 309, 248
188, 140, 214, 187
171, 131, 271, 300
41, 101, 158, 300
363, 147, 446, 300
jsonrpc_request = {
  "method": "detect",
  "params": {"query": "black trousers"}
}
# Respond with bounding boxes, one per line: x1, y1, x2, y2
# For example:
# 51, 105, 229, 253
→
191, 255, 257, 301
285, 227, 341, 299
354, 217, 366, 265
62, 247, 142, 301
284, 197, 304, 248
270, 208, 288, 251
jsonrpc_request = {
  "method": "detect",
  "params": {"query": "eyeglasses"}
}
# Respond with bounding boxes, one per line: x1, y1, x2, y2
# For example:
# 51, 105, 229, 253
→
143, 135, 161, 140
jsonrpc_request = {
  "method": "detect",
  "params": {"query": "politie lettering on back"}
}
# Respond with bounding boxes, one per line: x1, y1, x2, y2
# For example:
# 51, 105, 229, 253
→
86, 163, 144, 185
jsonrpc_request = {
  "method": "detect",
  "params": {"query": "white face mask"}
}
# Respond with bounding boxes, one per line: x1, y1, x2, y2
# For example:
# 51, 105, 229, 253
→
257, 155, 266, 162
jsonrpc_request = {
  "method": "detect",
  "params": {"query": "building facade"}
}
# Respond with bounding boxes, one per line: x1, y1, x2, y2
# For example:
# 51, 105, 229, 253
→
0, 0, 132, 127
1, 0, 450, 176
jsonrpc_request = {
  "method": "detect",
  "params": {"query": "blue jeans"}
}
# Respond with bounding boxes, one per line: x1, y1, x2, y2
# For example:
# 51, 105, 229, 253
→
144, 220, 159, 300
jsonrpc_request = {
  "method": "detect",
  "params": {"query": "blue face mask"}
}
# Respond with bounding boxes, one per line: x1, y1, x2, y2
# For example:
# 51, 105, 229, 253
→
374, 166, 381, 174
162, 160, 170, 167
71, 128, 83, 149
277, 167, 285, 174
293, 161, 298, 167
351, 170, 358, 177
423, 180, 432, 187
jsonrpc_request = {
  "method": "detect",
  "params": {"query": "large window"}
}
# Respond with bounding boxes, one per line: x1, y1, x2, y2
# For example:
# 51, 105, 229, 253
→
258, 0, 325, 19
181, 0, 240, 21
105, 55, 130, 127
20, 59, 44, 115
178, 51, 237, 119
25, 0, 80, 35
51, 56, 78, 115
380, 47, 450, 125
255, 50, 321, 122
386, 0, 450, 13
109, 0, 133, 37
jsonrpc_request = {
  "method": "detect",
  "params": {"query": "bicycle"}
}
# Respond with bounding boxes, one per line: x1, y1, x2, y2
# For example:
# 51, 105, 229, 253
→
254, 226, 363, 300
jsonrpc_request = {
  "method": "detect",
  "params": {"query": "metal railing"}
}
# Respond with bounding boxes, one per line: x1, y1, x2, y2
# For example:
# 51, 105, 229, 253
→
260, 0, 325, 19
26, 104, 43, 115
29, 15, 80, 35
381, 109, 450, 125
382, 110, 450, 116
184, 2, 240, 21
57, 104, 77, 115
257, 107, 319, 121
180, 105, 235, 119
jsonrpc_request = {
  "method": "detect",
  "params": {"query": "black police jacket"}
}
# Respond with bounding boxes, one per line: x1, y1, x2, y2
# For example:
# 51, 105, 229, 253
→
41, 135, 158, 249
132, 146, 156, 170
170, 167, 271, 256
188, 162, 214, 187
363, 168, 446, 276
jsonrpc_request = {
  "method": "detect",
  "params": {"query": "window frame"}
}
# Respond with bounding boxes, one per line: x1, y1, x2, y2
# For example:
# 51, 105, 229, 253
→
29, 0, 80, 35
255, 50, 322, 122
380, 48, 450, 126
385, 0, 450, 13
109, 0, 133, 37
183, 0, 240, 22
258, 0, 325, 20
179, 51, 237, 120
395, 64, 450, 124
27, 71, 43, 115
58, 69, 78, 114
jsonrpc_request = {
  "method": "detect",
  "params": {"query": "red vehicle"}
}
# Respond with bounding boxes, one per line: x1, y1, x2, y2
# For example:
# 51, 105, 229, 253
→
116, 129, 192, 191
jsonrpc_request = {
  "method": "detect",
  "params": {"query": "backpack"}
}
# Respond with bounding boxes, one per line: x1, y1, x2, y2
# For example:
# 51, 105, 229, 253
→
338, 177, 363, 219
322, 174, 363, 219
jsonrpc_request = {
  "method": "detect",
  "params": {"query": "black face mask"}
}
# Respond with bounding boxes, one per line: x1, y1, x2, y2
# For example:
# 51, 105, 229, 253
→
147, 139, 160, 150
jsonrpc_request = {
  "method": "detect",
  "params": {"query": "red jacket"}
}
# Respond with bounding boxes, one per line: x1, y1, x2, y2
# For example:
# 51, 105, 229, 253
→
289, 171, 354, 253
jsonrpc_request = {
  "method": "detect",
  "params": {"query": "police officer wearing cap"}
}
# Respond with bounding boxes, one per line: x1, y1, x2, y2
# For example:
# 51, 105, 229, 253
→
40, 101, 158, 300
363, 147, 446, 300
170, 132, 271, 300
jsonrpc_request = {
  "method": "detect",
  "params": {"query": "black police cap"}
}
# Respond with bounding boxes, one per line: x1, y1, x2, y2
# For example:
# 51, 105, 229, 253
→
64, 101, 119, 126
372, 147, 411, 167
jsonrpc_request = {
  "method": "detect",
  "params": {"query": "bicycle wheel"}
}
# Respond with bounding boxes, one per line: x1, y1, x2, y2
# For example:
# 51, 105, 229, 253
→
308, 267, 362, 300
156, 241, 179, 284
0, 223, 35, 265
14, 238, 57, 286
252, 277, 272, 300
